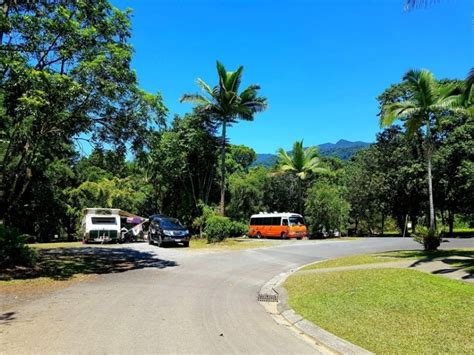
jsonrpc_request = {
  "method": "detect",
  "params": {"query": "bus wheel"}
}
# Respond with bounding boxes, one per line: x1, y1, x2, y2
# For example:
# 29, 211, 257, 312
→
281, 232, 288, 240
256, 232, 262, 239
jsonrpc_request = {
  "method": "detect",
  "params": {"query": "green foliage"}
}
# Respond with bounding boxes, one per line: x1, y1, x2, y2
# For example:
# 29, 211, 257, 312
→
180, 61, 267, 214
226, 145, 257, 175
379, 69, 470, 238
192, 202, 219, 237
227, 167, 268, 222
277, 140, 325, 180
411, 226, 441, 251
305, 181, 350, 237
1, 0, 167, 224
277, 140, 327, 214
229, 220, 248, 237
146, 112, 219, 221
204, 215, 232, 243
66, 177, 147, 235
0, 225, 37, 268
345, 126, 425, 235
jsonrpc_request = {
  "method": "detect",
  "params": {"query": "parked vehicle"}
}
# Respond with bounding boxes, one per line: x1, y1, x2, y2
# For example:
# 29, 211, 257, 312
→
120, 217, 147, 242
148, 215, 190, 247
82, 208, 121, 243
248, 212, 308, 239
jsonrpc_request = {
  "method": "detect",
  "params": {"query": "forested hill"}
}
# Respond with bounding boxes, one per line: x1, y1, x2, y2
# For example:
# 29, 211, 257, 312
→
253, 139, 371, 167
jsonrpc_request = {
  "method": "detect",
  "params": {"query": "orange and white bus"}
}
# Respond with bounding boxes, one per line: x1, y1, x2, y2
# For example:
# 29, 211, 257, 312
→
248, 212, 307, 239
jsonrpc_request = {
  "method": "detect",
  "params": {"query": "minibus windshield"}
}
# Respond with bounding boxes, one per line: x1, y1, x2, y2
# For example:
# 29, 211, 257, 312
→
289, 216, 304, 226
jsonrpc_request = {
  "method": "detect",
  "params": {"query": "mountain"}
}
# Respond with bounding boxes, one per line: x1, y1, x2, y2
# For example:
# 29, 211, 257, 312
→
252, 139, 371, 168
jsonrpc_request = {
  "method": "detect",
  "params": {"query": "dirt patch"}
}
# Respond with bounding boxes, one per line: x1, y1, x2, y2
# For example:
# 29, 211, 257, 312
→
0, 274, 99, 311
1, 246, 177, 281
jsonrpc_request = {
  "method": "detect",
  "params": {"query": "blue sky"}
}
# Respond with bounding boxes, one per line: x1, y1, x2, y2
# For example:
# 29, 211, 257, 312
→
113, 0, 472, 154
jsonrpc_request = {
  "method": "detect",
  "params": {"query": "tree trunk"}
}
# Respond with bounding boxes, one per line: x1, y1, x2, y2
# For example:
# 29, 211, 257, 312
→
423, 123, 440, 251
219, 120, 227, 216
411, 215, 417, 234
297, 178, 302, 214
0, 3, 9, 45
427, 151, 435, 233
381, 213, 385, 236
448, 210, 454, 237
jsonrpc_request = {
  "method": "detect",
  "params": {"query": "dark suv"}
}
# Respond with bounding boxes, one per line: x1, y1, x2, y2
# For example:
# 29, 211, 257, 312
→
148, 215, 191, 247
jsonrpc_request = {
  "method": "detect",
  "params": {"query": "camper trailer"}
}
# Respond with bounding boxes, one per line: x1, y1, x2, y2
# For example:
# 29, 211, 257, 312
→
82, 208, 121, 243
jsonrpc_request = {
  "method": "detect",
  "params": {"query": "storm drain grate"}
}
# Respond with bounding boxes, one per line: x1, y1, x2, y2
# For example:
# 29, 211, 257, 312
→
258, 293, 279, 302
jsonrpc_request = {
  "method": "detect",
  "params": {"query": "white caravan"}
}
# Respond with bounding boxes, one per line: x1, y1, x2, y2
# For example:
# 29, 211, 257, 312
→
81, 208, 121, 243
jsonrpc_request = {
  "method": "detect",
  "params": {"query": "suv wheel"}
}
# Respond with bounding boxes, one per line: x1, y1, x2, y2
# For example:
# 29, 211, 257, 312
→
155, 235, 162, 247
182, 241, 189, 248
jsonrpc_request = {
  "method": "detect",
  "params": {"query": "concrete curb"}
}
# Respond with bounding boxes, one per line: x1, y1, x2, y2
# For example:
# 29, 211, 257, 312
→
259, 262, 374, 355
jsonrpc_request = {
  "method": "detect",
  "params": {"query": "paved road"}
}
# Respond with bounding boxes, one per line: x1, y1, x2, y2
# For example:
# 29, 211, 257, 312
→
2, 238, 473, 354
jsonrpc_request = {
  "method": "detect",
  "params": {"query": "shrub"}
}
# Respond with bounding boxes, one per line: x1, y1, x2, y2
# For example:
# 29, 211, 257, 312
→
229, 221, 248, 238
412, 226, 441, 251
0, 225, 37, 268
204, 216, 232, 243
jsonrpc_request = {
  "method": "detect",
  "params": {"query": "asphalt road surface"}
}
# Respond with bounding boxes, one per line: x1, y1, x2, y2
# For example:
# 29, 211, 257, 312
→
2, 238, 473, 354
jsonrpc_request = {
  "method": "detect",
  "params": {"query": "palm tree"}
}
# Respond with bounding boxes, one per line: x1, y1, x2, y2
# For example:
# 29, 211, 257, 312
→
380, 69, 470, 247
277, 140, 326, 214
404, 0, 439, 11
180, 61, 267, 215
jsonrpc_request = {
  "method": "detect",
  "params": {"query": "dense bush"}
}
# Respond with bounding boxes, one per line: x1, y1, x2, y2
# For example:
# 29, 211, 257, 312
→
0, 225, 37, 268
204, 216, 232, 243
412, 226, 441, 251
229, 221, 248, 237
305, 181, 350, 237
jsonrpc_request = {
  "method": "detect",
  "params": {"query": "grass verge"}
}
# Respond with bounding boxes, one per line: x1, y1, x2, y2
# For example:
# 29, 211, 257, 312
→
29, 242, 84, 249
301, 247, 474, 270
285, 268, 474, 354
190, 237, 277, 250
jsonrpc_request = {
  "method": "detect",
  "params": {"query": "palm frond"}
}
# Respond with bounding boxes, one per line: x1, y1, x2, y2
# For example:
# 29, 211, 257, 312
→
179, 93, 211, 105
226, 65, 244, 93
240, 84, 261, 101
291, 140, 306, 171
403, 69, 436, 108
380, 101, 418, 127
464, 68, 474, 107
276, 148, 295, 171
404, 0, 439, 11
216, 61, 228, 93
196, 78, 215, 98
405, 114, 424, 135
242, 98, 268, 113
466, 68, 474, 89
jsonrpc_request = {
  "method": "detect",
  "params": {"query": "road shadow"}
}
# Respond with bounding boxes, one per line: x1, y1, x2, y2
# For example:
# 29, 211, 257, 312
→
1, 247, 178, 281
382, 249, 473, 277
0, 312, 16, 322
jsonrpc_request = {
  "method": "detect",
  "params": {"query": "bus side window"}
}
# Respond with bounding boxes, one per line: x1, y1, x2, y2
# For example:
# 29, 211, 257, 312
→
282, 219, 288, 226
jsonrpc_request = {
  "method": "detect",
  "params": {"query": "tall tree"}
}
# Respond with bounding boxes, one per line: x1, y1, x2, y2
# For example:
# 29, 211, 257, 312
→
0, 0, 167, 224
180, 61, 267, 215
277, 140, 326, 214
380, 69, 468, 249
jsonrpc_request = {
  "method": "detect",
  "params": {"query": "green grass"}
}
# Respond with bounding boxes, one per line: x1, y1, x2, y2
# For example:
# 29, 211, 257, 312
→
190, 238, 276, 250
285, 268, 474, 354
302, 248, 474, 271
29, 242, 84, 249
301, 254, 397, 270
